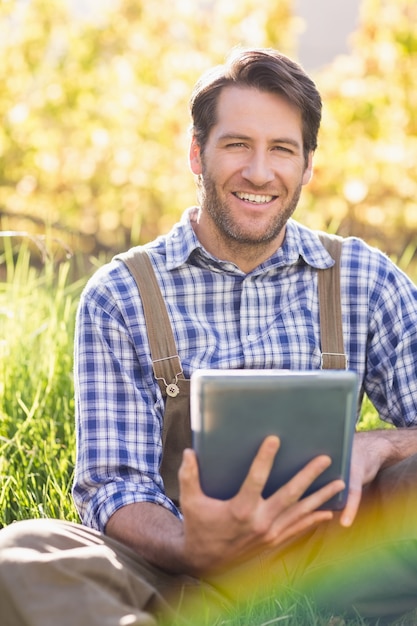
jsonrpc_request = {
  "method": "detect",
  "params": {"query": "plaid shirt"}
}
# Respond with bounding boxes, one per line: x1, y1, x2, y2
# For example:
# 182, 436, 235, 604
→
73, 207, 417, 530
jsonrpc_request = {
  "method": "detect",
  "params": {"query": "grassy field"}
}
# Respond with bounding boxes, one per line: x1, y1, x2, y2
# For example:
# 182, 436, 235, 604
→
0, 239, 81, 525
0, 237, 416, 625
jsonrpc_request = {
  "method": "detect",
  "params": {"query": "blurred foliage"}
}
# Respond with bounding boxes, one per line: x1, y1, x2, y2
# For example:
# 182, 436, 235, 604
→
298, 0, 417, 274
1, 0, 417, 276
0, 0, 296, 265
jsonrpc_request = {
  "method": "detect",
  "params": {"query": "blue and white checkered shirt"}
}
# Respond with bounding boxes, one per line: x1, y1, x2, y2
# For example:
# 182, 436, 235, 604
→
73, 207, 417, 531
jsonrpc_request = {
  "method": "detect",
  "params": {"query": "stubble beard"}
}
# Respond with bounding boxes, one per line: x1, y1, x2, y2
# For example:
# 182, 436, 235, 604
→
197, 171, 303, 248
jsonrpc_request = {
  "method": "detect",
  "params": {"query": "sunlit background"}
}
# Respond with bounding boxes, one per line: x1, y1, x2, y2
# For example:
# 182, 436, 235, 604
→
1, 0, 416, 275
1, 0, 417, 554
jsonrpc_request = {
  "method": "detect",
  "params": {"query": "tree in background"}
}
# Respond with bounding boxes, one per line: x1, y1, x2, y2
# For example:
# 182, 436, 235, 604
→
0, 0, 296, 260
2, 0, 416, 273
299, 0, 417, 271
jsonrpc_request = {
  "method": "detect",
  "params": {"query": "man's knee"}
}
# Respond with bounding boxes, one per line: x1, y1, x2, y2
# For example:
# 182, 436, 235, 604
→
373, 453, 417, 535
0, 518, 102, 554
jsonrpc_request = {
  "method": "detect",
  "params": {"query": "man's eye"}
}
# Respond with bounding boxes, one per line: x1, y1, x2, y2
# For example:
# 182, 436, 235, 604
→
273, 146, 293, 153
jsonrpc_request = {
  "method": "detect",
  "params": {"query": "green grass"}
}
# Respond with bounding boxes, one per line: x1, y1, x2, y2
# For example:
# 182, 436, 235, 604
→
163, 588, 417, 626
0, 235, 416, 625
0, 237, 82, 525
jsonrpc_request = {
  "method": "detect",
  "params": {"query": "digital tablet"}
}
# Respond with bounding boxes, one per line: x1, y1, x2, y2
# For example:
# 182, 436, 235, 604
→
190, 369, 358, 510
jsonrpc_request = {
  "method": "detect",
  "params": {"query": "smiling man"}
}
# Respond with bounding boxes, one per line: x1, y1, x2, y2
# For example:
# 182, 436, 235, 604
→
1, 48, 417, 626
190, 85, 313, 272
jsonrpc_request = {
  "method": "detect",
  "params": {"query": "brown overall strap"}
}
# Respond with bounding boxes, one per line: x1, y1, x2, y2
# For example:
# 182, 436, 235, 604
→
115, 247, 190, 505
317, 233, 347, 369
116, 247, 184, 391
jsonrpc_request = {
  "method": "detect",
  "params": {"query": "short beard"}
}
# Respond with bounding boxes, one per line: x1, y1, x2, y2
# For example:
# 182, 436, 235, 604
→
197, 171, 302, 247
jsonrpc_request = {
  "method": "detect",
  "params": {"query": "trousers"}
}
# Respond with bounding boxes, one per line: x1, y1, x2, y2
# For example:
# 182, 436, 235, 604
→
1, 454, 417, 626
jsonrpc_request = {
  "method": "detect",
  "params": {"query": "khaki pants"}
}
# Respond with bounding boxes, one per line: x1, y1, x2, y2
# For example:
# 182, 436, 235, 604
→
1, 455, 417, 626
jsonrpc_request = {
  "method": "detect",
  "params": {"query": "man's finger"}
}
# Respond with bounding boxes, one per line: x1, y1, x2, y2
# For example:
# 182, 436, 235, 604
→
297, 477, 346, 513
238, 435, 280, 497
270, 454, 334, 506
340, 482, 362, 527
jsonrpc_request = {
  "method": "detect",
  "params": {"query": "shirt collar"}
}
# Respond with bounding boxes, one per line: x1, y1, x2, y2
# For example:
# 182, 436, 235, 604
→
164, 207, 204, 270
164, 207, 335, 272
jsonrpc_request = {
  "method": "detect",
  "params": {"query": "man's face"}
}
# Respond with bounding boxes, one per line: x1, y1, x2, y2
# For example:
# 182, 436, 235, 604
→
190, 85, 313, 259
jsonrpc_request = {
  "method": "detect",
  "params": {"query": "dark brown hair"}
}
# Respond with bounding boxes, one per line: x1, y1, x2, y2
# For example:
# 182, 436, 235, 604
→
190, 48, 322, 164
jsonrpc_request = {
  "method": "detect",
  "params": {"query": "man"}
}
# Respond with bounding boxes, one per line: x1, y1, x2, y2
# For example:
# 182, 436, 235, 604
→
1, 47, 417, 626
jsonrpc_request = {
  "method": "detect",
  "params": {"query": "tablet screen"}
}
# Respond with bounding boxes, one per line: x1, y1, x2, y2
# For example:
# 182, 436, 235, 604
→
191, 369, 358, 509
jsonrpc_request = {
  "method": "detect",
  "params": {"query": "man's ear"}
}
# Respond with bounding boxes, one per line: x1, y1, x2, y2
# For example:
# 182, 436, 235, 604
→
302, 151, 314, 186
189, 136, 203, 175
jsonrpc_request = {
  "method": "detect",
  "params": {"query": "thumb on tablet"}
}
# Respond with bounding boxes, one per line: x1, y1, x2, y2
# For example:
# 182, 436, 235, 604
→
179, 448, 203, 500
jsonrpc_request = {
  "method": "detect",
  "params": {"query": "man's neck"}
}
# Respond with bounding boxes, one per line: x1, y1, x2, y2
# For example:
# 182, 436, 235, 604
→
191, 213, 286, 273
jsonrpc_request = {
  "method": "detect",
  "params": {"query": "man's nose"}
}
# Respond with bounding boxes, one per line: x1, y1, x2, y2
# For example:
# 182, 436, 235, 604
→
241, 151, 275, 187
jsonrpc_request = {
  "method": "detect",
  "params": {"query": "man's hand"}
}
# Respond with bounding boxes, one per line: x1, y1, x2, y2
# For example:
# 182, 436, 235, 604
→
179, 435, 345, 575
340, 427, 417, 527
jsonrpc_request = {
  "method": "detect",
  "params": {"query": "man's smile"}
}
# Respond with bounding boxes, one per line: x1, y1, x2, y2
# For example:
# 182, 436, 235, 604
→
233, 191, 277, 204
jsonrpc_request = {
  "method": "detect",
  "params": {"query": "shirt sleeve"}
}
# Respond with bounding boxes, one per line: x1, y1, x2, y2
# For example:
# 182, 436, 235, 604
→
72, 261, 181, 531
360, 245, 417, 427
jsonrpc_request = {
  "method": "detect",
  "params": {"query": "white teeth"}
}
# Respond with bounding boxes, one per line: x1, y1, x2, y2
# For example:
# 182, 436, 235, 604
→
236, 192, 274, 204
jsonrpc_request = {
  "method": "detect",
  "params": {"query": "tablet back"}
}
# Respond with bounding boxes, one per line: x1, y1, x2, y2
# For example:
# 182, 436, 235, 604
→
191, 369, 358, 509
